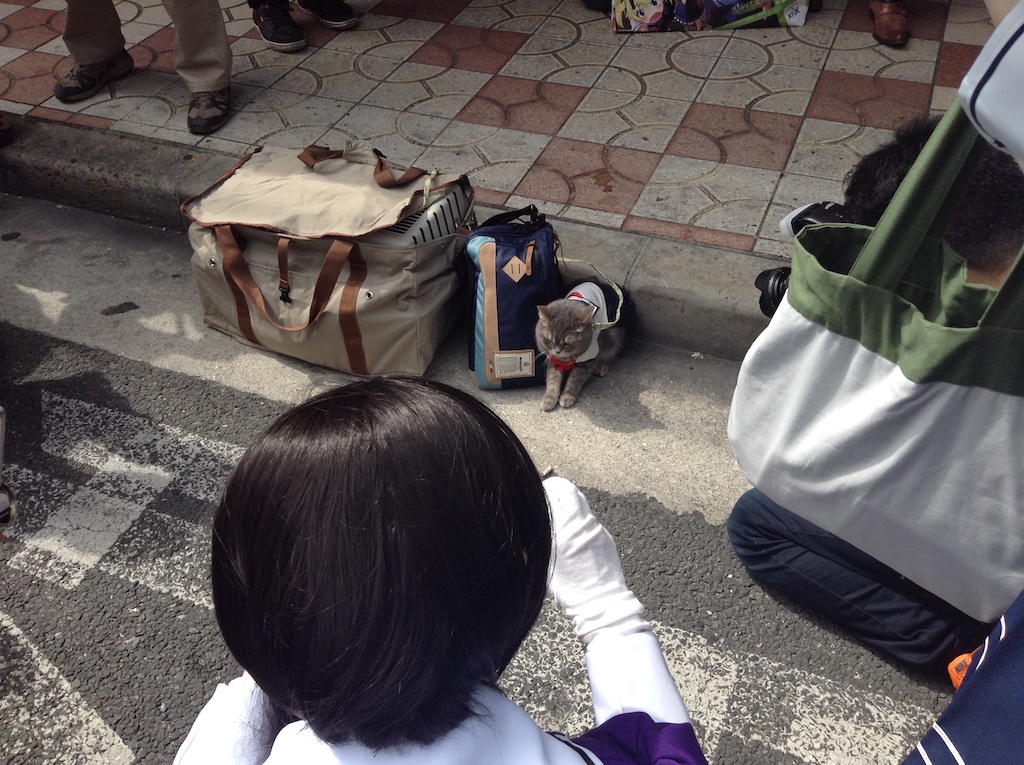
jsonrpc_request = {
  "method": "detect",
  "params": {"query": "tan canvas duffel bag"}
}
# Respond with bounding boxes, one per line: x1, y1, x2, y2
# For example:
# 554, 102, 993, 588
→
182, 142, 474, 375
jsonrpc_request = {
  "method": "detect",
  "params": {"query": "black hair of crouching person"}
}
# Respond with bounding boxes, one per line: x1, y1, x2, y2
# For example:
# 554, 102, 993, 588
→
843, 115, 1024, 276
211, 377, 552, 750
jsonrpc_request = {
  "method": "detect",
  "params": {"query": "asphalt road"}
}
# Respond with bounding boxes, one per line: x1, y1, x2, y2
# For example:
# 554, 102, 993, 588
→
0, 195, 953, 764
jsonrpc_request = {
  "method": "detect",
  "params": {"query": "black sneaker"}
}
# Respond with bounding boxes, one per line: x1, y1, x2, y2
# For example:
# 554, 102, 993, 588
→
253, 1, 307, 52
296, 0, 360, 29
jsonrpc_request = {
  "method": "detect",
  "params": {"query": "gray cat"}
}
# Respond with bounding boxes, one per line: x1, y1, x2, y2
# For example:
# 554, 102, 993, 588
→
536, 281, 629, 411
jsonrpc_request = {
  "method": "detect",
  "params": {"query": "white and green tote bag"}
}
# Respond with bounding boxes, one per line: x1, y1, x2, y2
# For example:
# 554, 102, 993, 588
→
729, 101, 1024, 623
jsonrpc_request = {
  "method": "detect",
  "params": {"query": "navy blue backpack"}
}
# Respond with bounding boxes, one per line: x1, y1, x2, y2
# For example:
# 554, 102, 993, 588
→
465, 206, 565, 389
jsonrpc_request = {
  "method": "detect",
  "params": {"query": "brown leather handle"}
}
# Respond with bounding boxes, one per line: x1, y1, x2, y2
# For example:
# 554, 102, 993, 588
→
373, 157, 426, 188
296, 145, 427, 188
296, 145, 347, 167
215, 225, 352, 336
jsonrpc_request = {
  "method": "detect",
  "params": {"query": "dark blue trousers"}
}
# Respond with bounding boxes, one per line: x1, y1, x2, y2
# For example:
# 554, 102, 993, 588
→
727, 489, 992, 675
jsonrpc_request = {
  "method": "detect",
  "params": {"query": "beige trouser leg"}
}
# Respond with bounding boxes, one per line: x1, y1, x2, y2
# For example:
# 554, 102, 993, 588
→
161, 0, 233, 93
62, 0, 125, 66
62, 0, 231, 92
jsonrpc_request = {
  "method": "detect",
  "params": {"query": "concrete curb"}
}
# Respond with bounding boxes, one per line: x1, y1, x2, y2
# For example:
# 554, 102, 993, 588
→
0, 114, 238, 231
0, 113, 771, 360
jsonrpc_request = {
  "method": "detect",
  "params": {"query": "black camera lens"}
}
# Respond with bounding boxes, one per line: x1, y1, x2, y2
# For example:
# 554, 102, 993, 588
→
780, 201, 849, 238
0, 486, 14, 540
755, 267, 791, 318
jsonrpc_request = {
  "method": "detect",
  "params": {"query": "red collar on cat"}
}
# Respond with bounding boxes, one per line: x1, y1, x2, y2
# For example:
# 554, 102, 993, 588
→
549, 358, 577, 372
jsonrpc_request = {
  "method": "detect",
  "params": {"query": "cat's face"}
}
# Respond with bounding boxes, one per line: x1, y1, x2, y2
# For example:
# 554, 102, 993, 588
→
536, 300, 595, 361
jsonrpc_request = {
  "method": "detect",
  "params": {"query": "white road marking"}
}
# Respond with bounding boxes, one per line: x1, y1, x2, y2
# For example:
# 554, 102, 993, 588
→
9, 453, 171, 588
8, 393, 241, 589
40, 392, 243, 503
0, 609, 134, 765
100, 510, 213, 609
660, 626, 934, 764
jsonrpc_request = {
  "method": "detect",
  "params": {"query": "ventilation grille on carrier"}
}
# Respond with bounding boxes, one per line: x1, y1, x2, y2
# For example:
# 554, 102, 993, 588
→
360, 180, 474, 247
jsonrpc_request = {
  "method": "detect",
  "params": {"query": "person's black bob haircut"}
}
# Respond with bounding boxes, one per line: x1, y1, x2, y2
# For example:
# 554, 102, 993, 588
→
211, 377, 552, 750
844, 114, 1024, 275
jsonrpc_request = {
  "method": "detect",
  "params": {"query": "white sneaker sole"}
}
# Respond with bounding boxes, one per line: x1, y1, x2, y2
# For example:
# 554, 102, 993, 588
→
314, 16, 360, 30
260, 34, 307, 52
295, 3, 361, 30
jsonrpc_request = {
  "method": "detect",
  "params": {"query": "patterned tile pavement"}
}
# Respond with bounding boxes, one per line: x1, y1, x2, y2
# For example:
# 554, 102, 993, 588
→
0, 0, 996, 258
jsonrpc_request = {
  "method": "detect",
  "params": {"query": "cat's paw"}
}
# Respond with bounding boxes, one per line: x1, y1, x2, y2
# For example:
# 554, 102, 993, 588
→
595, 362, 610, 377
559, 393, 577, 408
541, 395, 559, 412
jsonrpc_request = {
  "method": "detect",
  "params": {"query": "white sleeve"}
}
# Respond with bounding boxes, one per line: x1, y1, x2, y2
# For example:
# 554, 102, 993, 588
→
586, 630, 691, 726
544, 477, 691, 727
173, 672, 273, 765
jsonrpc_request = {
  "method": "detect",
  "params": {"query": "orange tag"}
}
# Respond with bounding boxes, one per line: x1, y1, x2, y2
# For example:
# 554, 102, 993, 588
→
947, 650, 977, 691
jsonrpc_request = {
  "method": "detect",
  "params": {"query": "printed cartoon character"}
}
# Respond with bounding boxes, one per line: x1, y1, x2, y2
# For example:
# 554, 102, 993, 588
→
615, 0, 670, 30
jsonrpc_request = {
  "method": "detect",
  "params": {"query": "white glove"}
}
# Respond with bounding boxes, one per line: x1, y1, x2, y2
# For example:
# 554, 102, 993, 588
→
545, 476, 650, 645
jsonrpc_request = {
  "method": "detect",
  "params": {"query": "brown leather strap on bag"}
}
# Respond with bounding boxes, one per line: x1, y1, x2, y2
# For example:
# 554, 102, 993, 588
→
297, 145, 347, 167
277, 238, 292, 302
337, 246, 368, 375
214, 225, 371, 374
296, 145, 426, 188
215, 225, 350, 334
215, 226, 258, 343
372, 157, 425, 188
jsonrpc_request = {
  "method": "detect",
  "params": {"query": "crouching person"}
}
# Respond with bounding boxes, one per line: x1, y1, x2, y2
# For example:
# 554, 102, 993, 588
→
174, 378, 708, 765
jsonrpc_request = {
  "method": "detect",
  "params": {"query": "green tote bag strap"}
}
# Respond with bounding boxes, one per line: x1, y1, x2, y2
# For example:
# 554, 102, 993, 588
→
849, 101, 988, 289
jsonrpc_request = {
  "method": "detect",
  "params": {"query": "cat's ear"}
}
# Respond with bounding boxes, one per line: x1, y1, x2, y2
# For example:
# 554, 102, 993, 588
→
573, 303, 598, 323
538, 305, 552, 319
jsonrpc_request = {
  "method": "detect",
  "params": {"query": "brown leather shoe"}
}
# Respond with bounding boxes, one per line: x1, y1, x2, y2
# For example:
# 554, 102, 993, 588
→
53, 49, 134, 103
187, 87, 232, 136
869, 0, 910, 47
